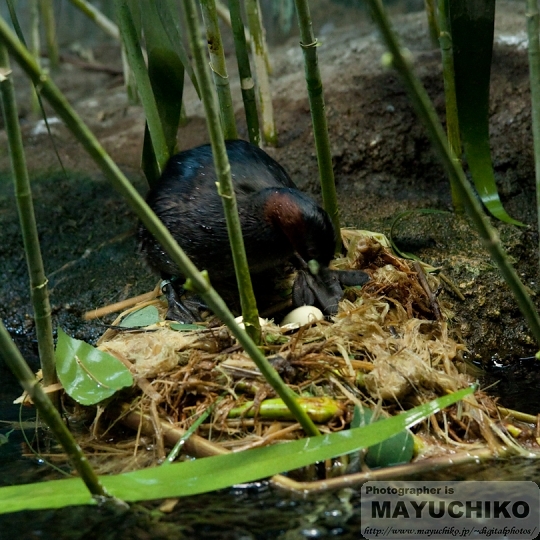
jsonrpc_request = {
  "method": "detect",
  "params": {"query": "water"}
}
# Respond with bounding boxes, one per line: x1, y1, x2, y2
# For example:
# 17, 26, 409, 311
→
2, 356, 540, 540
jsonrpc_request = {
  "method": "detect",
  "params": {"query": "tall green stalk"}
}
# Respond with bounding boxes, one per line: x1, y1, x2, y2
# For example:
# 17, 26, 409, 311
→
437, 0, 463, 212
255, 0, 272, 74
526, 0, 540, 266
293, 0, 341, 251
0, 44, 56, 392
183, 0, 260, 344
228, 0, 260, 145
365, 0, 540, 346
6, 0, 67, 177
424, 0, 440, 48
39, 0, 59, 70
29, 0, 40, 115
0, 14, 319, 437
7, 0, 40, 115
244, 0, 277, 145
200, 0, 238, 140
0, 321, 108, 498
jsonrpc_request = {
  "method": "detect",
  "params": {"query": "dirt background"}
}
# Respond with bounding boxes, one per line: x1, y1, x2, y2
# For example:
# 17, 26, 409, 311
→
0, 0, 538, 385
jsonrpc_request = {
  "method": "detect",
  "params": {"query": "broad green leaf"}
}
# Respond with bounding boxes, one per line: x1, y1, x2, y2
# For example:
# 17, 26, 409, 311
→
119, 305, 160, 328
55, 328, 133, 405
0, 386, 474, 514
351, 406, 414, 468
115, 0, 169, 181
156, 0, 199, 96
449, 0, 524, 226
141, 1, 185, 186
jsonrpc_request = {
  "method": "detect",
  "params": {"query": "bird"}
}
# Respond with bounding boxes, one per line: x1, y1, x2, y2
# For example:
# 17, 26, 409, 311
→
137, 139, 368, 322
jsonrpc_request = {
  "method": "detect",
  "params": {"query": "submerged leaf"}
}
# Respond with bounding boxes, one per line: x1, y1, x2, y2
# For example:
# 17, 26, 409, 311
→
351, 406, 414, 468
55, 328, 133, 405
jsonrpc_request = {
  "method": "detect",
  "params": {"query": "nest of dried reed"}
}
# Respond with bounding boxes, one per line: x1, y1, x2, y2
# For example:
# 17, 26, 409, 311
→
75, 230, 538, 480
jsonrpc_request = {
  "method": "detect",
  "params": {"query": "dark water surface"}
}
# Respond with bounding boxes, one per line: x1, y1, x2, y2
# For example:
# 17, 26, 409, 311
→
2, 356, 540, 540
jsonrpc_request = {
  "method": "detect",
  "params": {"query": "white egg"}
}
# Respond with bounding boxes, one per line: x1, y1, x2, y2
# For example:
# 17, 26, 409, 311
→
281, 305, 324, 327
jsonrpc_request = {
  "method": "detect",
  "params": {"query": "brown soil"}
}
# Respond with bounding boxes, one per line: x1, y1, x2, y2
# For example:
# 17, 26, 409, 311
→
0, 1, 538, 396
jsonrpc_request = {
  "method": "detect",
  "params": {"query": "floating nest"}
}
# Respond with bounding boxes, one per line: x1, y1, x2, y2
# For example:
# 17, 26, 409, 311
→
71, 230, 539, 485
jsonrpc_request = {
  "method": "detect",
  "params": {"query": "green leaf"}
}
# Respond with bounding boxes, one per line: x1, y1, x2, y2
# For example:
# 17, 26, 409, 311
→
140, 1, 186, 186
119, 305, 160, 328
169, 323, 206, 331
115, 0, 169, 181
156, 0, 199, 97
351, 406, 414, 468
0, 386, 474, 513
449, 0, 524, 226
55, 328, 133, 406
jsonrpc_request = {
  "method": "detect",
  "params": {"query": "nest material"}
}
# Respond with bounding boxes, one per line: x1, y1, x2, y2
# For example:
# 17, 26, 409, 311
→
85, 230, 533, 472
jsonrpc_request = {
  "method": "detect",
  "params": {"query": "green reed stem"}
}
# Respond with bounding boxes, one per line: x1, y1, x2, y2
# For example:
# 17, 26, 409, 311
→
29, 0, 40, 115
366, 0, 540, 345
67, 0, 120, 41
0, 13, 320, 437
200, 0, 238, 140
293, 0, 341, 251
255, 0, 272, 74
184, 0, 260, 343
245, 0, 277, 145
0, 43, 56, 393
39, 0, 59, 70
424, 0, 440, 48
437, 0, 463, 211
228, 0, 260, 145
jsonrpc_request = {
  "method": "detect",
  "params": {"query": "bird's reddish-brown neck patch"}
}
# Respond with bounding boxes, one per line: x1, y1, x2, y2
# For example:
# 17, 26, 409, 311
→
263, 191, 306, 250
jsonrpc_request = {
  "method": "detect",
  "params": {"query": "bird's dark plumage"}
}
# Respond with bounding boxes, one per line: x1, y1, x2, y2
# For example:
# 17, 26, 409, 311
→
138, 140, 366, 320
